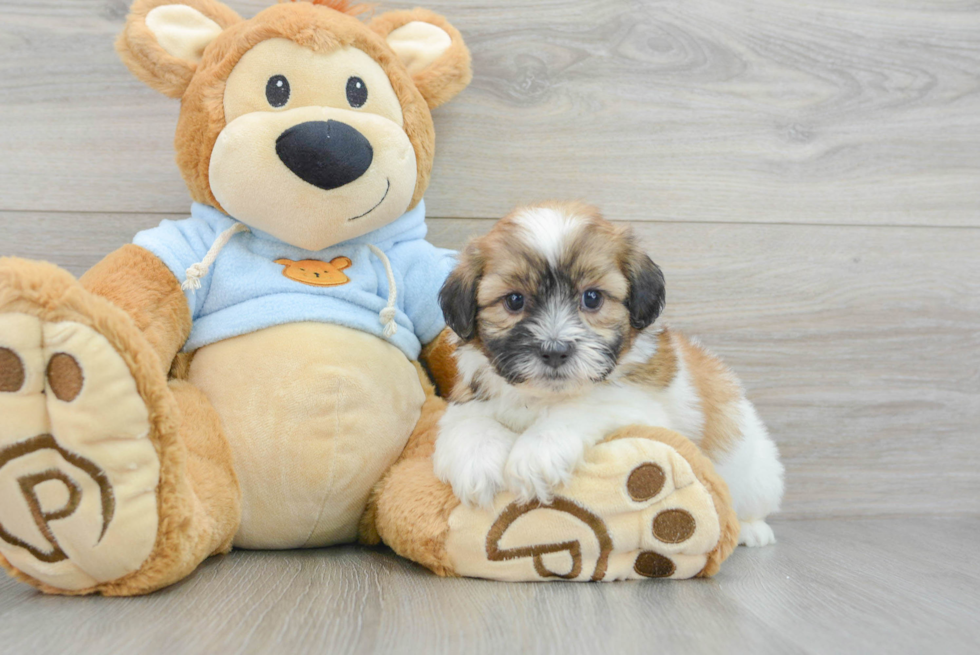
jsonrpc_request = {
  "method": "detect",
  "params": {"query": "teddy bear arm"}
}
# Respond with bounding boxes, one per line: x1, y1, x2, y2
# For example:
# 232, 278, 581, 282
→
79, 244, 192, 375
419, 327, 458, 398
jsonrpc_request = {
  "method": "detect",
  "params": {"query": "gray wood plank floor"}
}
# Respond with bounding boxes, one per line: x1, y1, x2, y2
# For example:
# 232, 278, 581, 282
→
1, 519, 977, 655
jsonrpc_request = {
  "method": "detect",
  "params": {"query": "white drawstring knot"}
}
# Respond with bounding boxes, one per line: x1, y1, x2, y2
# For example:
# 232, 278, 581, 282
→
182, 222, 250, 291
368, 244, 398, 338
181, 263, 210, 290
379, 307, 397, 337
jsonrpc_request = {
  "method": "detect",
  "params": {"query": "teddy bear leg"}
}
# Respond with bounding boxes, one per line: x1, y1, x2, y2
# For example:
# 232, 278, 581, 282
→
367, 392, 740, 580
0, 258, 239, 595
146, 380, 241, 590
360, 367, 462, 576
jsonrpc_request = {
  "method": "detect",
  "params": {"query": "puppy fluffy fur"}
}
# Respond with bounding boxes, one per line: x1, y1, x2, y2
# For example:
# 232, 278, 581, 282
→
433, 201, 784, 546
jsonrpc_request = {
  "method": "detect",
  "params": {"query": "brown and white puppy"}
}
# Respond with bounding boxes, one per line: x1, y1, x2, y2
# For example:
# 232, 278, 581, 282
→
433, 202, 784, 546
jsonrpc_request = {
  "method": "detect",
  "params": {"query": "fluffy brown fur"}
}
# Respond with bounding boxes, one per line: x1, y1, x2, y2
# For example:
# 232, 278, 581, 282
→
115, 0, 243, 98
419, 327, 459, 398
674, 334, 744, 457
368, 8, 473, 109
79, 244, 191, 376
286, 0, 373, 17
117, 0, 471, 215
621, 328, 678, 389
441, 201, 665, 394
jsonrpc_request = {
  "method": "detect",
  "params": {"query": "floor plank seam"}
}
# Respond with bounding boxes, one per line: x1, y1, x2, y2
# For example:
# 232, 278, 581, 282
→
1, 208, 979, 232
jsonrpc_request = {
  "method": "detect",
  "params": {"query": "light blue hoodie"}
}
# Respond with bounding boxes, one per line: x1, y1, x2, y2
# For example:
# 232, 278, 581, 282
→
133, 201, 455, 360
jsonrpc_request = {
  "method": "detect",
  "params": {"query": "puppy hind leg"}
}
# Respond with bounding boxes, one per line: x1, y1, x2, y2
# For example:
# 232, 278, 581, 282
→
714, 399, 784, 547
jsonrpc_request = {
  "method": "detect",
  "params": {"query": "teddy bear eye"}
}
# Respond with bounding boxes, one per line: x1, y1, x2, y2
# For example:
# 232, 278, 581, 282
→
266, 75, 290, 108
346, 76, 368, 108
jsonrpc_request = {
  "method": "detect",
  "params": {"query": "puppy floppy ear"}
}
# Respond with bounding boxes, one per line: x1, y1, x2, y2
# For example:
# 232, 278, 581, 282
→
439, 244, 482, 341
625, 248, 666, 330
115, 0, 241, 98
369, 9, 473, 109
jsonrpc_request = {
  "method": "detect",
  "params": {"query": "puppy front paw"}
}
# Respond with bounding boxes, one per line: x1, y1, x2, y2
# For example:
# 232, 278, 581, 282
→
504, 431, 585, 505
434, 427, 512, 509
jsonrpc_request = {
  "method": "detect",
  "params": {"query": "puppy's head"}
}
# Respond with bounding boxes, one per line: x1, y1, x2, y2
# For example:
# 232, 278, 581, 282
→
440, 201, 665, 394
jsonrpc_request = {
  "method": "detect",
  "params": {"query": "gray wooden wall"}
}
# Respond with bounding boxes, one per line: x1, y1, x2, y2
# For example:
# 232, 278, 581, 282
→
1, 0, 978, 520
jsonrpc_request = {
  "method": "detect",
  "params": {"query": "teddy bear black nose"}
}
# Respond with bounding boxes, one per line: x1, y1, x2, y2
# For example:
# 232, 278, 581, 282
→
275, 120, 373, 191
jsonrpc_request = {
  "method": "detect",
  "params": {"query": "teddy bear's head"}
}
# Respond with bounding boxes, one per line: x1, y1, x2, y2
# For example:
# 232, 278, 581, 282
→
117, 0, 471, 250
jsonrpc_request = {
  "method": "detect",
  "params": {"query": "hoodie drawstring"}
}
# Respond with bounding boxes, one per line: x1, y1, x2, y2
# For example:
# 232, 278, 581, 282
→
182, 222, 250, 291
368, 244, 398, 338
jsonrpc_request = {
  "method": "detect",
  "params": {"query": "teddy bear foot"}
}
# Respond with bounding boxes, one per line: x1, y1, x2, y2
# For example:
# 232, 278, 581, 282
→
0, 260, 165, 594
443, 426, 740, 581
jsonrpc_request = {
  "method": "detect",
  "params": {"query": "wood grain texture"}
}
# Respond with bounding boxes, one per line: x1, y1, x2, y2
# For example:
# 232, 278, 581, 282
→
1, 519, 977, 655
0, 1, 978, 224
2, 211, 978, 519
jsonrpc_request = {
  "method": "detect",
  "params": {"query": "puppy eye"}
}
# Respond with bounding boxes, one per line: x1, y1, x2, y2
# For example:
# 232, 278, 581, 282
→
581, 289, 603, 311
504, 292, 525, 313
346, 76, 368, 108
266, 75, 290, 108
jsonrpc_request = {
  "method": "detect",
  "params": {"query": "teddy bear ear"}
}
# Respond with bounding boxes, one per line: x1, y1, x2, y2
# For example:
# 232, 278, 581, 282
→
369, 9, 473, 109
115, 0, 241, 99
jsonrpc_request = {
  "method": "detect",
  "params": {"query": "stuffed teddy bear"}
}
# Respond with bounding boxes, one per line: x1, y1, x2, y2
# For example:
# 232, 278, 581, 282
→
0, 0, 738, 595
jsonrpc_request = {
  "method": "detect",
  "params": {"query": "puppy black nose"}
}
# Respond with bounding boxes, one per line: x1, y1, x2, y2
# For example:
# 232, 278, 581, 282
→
538, 342, 575, 368
275, 120, 373, 191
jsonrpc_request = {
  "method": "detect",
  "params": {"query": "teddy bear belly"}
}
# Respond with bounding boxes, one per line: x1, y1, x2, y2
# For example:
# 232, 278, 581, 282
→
187, 322, 426, 549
